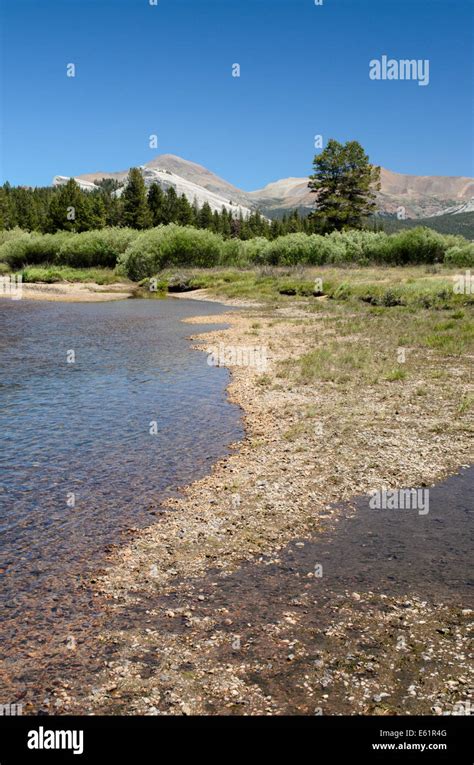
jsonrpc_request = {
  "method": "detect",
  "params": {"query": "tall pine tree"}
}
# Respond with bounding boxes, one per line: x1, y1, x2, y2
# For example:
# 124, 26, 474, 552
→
198, 202, 213, 229
148, 182, 165, 226
176, 194, 195, 226
121, 168, 151, 229
308, 139, 380, 232
47, 179, 91, 232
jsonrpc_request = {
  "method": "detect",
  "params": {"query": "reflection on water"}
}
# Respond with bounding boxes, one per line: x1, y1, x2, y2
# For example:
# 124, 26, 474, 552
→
0, 297, 243, 696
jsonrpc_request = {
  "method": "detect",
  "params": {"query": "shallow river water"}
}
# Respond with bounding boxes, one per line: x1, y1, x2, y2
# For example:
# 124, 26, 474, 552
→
0, 296, 243, 699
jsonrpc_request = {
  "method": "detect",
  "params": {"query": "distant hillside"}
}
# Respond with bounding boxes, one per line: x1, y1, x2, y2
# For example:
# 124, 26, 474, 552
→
54, 153, 474, 222
377, 212, 474, 239
248, 166, 474, 219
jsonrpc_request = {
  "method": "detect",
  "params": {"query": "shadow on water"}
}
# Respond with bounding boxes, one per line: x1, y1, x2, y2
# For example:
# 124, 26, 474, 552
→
68, 467, 473, 715
156, 466, 473, 635
282, 465, 474, 603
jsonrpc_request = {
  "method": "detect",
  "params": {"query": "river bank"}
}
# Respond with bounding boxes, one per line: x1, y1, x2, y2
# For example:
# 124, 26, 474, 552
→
34, 285, 472, 716
9, 281, 136, 301
0, 296, 244, 712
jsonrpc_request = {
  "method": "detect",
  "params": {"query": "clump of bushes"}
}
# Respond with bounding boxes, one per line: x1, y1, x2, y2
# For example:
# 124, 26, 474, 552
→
0, 228, 136, 269
118, 225, 222, 280
258, 233, 317, 266
57, 228, 136, 268
238, 237, 269, 266
444, 242, 474, 268
21, 266, 119, 284
1, 223, 473, 275
378, 227, 447, 265
277, 276, 319, 296
0, 227, 27, 247
0, 232, 68, 268
257, 228, 450, 267
234, 228, 465, 268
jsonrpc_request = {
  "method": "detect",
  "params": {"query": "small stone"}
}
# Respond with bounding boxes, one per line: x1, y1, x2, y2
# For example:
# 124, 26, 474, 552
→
373, 692, 390, 702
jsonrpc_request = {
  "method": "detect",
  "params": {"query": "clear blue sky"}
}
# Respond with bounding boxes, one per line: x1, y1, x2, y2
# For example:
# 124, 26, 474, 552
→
1, 0, 472, 189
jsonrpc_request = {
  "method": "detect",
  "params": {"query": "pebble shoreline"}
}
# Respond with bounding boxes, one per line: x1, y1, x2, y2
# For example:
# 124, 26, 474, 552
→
20, 291, 473, 716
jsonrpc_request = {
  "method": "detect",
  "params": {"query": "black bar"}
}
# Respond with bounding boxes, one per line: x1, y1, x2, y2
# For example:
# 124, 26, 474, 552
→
0, 715, 471, 763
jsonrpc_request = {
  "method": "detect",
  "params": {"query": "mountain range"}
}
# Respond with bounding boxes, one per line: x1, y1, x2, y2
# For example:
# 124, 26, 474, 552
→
54, 154, 474, 221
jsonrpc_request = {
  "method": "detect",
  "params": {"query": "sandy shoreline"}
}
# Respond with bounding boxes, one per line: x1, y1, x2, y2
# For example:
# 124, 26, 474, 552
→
5, 283, 472, 715
6, 281, 136, 302
8, 282, 246, 305
30, 292, 470, 717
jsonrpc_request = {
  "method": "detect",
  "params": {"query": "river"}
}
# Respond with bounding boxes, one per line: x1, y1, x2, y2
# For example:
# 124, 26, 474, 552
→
0, 296, 243, 704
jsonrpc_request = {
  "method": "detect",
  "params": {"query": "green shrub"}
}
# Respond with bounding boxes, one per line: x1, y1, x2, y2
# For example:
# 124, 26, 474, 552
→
381, 227, 447, 265
258, 233, 316, 265
0, 223, 472, 274
0, 232, 68, 268
307, 234, 346, 264
219, 237, 268, 267
331, 282, 352, 300
444, 243, 474, 268
22, 266, 64, 283
261, 227, 461, 267
277, 277, 317, 296
57, 228, 136, 268
0, 228, 137, 269
119, 225, 223, 280
255, 231, 390, 267
20, 266, 119, 284
0, 227, 27, 247
326, 230, 387, 264
239, 237, 269, 265
220, 238, 243, 266
381, 288, 404, 306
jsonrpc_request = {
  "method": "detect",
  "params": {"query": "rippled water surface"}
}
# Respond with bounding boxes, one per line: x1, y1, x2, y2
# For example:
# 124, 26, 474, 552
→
0, 297, 243, 674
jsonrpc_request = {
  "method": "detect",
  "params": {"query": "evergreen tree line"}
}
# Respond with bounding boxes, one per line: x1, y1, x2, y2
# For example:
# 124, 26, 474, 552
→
0, 139, 404, 240
0, 168, 317, 240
